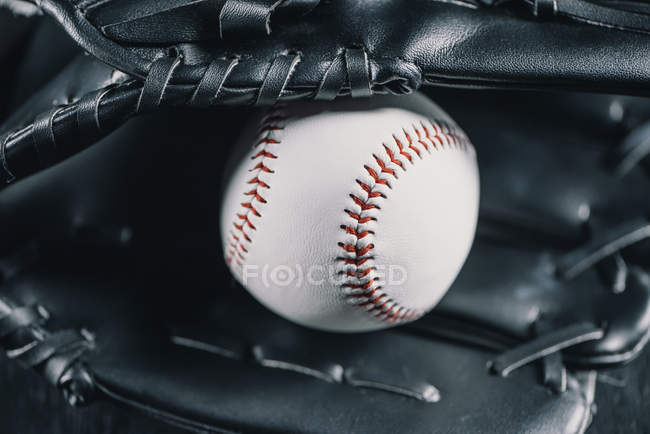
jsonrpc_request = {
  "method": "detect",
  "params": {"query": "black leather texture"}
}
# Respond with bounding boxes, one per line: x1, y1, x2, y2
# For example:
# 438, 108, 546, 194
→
6, 0, 650, 196
434, 91, 650, 368
35, 0, 650, 99
1, 40, 650, 430
2, 5, 650, 433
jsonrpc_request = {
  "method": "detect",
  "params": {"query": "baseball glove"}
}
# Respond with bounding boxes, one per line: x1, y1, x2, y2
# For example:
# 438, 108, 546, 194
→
1, 24, 650, 430
5, 0, 650, 188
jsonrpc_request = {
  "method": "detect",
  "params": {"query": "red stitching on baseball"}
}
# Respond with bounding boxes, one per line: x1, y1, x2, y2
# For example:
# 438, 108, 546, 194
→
341, 257, 372, 266
345, 209, 376, 224
244, 191, 267, 203
393, 135, 413, 163
365, 164, 393, 187
383, 144, 404, 169
338, 242, 375, 256
404, 129, 422, 158
248, 177, 270, 188
224, 111, 472, 327
252, 149, 278, 159
338, 119, 472, 324
225, 109, 286, 267
415, 125, 430, 151
342, 267, 377, 277
356, 180, 386, 198
250, 161, 275, 173
350, 194, 379, 210
340, 225, 374, 238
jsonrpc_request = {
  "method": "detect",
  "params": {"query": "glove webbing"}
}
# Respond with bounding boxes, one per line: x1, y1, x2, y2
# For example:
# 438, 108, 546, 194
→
0, 46, 372, 189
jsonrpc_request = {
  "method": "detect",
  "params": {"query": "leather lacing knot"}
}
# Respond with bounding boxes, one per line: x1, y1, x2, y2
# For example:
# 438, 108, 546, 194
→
488, 321, 604, 393
0, 300, 95, 406
556, 218, 650, 283
136, 51, 302, 110
316, 47, 372, 101
0, 84, 114, 186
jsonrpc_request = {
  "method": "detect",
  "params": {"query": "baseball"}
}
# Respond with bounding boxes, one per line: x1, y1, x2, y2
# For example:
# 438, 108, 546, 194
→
221, 93, 479, 332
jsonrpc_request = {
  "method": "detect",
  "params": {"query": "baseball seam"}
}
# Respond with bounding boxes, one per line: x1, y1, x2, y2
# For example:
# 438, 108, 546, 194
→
337, 119, 473, 324
225, 108, 286, 268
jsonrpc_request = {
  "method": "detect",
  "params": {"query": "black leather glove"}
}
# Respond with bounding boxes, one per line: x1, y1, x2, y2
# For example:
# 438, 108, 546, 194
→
2, 44, 650, 432
5, 0, 650, 188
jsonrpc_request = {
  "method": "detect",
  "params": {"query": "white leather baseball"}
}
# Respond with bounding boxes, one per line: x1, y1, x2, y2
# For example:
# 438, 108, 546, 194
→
221, 93, 479, 332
